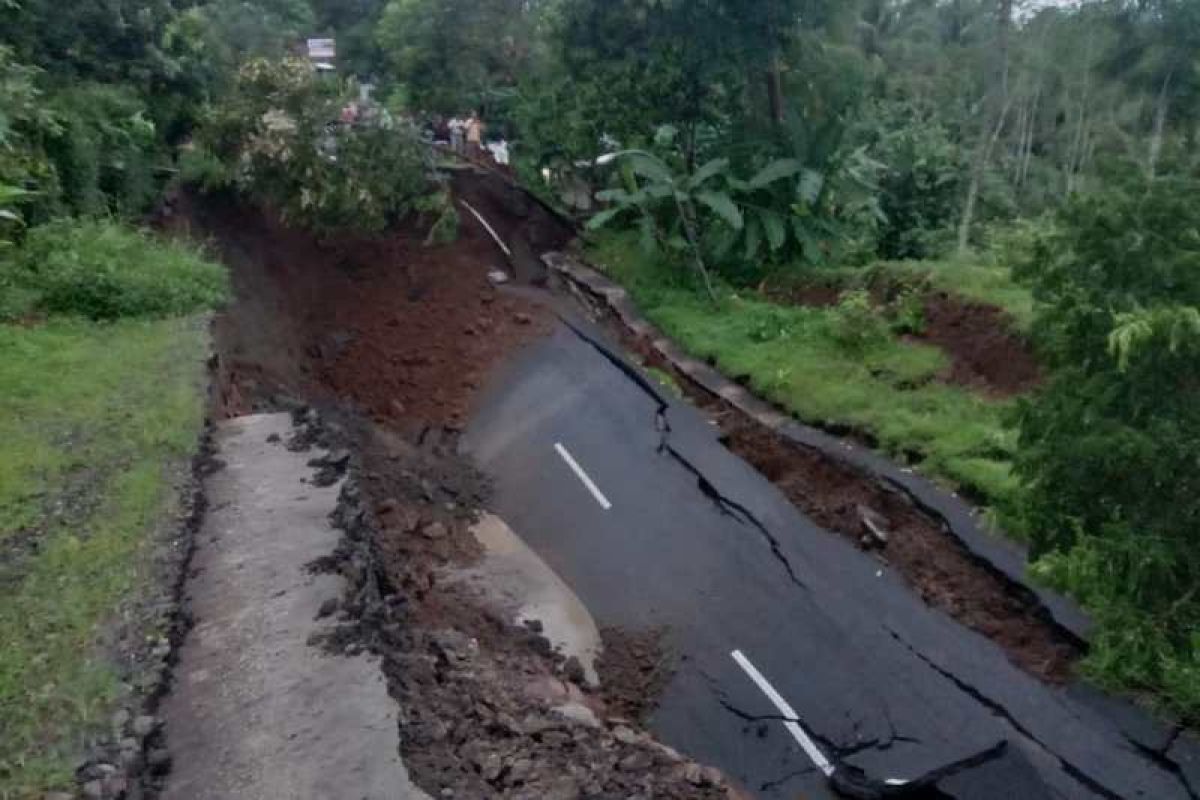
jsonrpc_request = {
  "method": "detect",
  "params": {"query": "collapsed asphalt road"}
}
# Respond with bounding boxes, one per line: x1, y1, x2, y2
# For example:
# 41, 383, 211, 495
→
462, 317, 1195, 800
179, 175, 1196, 800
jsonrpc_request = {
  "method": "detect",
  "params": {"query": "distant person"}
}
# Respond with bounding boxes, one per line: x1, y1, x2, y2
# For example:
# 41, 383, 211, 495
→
465, 111, 485, 159
449, 117, 465, 154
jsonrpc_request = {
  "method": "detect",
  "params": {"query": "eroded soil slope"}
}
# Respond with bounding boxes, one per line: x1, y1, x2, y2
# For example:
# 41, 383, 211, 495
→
177, 187, 746, 799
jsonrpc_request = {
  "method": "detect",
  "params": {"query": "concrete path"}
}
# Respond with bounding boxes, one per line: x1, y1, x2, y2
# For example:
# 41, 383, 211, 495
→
161, 414, 428, 800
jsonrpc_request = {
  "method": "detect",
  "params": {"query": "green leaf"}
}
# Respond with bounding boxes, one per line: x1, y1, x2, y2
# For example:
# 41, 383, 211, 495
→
666, 234, 689, 252
585, 207, 625, 230
792, 215, 822, 263
638, 215, 657, 253
688, 158, 729, 189
627, 153, 674, 185
695, 190, 744, 230
595, 188, 633, 203
749, 159, 802, 190
799, 169, 825, 205
710, 225, 739, 259
761, 211, 787, 251
743, 217, 762, 261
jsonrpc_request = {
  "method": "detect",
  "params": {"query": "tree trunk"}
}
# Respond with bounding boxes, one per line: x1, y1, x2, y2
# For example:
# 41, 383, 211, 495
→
957, 100, 1011, 254
1148, 69, 1173, 178
766, 54, 785, 125
957, 0, 1012, 255
1019, 85, 1040, 189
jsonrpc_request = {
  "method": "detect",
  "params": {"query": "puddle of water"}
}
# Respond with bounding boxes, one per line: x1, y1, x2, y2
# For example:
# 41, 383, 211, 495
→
455, 513, 601, 685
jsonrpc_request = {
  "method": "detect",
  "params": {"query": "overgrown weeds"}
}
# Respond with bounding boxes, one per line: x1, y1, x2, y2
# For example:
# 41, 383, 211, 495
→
1, 220, 228, 321
589, 231, 1020, 510
0, 217, 223, 794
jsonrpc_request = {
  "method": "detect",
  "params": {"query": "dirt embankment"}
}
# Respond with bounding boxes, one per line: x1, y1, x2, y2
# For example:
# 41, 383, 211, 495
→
181, 188, 745, 799
175, 188, 554, 429
766, 280, 1042, 398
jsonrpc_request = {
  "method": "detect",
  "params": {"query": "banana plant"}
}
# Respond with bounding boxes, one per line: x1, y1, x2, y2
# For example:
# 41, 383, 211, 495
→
0, 182, 32, 248
588, 148, 726, 300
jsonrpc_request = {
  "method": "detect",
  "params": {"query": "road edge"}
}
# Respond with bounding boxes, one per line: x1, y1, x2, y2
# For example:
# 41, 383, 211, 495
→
542, 250, 1092, 645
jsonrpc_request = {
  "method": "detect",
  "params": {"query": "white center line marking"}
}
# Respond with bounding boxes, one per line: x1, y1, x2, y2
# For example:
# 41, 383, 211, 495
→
731, 649, 835, 777
555, 443, 613, 511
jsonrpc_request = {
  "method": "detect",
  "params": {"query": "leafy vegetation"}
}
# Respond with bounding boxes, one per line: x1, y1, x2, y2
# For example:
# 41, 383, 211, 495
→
591, 231, 1020, 509
1016, 166, 1200, 717
0, 316, 210, 796
2, 220, 228, 321
195, 57, 445, 234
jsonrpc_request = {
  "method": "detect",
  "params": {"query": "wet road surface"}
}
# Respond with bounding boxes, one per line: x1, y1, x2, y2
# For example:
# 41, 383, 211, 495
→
462, 321, 1195, 800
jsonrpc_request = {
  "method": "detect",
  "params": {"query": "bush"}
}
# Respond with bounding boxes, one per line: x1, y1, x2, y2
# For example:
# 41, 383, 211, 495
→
1014, 164, 1200, 717
857, 102, 965, 260
827, 289, 890, 351
197, 57, 436, 234
3, 219, 228, 320
45, 84, 163, 218
177, 145, 234, 193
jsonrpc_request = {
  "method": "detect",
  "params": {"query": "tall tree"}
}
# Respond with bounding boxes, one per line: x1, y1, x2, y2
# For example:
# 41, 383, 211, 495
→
956, 0, 1013, 253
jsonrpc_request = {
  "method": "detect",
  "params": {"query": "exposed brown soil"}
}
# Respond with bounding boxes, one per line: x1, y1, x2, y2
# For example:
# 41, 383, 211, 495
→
324, 418, 743, 799
172, 187, 558, 430
188, 185, 745, 799
917, 291, 1042, 397
713, 421, 1079, 682
585, 289, 1081, 685
765, 280, 1042, 398
595, 626, 676, 723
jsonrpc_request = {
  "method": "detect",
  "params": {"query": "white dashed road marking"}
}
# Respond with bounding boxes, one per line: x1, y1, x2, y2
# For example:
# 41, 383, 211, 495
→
731, 649, 836, 777
555, 443, 613, 511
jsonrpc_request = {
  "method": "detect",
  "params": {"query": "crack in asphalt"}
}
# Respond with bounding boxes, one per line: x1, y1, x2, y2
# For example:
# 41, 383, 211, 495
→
659, 443, 810, 591
557, 315, 1194, 800
759, 765, 819, 792
716, 696, 917, 760
559, 316, 811, 592
1129, 735, 1200, 800
881, 625, 1197, 800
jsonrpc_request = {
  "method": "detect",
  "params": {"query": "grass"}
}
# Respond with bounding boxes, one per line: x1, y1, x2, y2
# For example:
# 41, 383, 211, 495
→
864, 257, 1036, 331
588, 232, 1022, 512
0, 316, 210, 796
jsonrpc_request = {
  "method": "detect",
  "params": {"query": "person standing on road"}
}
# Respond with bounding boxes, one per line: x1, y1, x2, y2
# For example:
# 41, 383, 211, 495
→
465, 111, 485, 160
449, 116, 464, 154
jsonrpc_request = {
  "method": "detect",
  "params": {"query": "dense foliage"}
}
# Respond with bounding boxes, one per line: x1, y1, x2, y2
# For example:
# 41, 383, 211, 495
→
1016, 167, 1200, 713
195, 57, 440, 233
2, 220, 228, 321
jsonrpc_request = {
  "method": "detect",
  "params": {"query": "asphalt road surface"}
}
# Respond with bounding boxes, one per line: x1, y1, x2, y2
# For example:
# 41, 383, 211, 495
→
462, 319, 1195, 800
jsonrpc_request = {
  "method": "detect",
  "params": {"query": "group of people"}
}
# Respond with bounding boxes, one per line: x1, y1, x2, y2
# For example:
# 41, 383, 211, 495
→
423, 112, 510, 168
446, 112, 486, 157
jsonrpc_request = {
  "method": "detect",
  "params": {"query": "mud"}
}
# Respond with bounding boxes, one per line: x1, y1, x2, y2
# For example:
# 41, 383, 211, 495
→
917, 291, 1042, 398
765, 279, 1041, 398
175, 190, 555, 430
595, 626, 676, 724
334, 423, 745, 799
185, 185, 744, 798
575, 280, 1082, 685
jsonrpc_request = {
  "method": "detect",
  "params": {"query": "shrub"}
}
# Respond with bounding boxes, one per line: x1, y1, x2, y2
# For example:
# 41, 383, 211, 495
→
827, 289, 889, 351
177, 145, 234, 193
1014, 164, 1200, 716
45, 84, 163, 218
197, 57, 436, 234
4, 219, 228, 320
